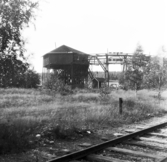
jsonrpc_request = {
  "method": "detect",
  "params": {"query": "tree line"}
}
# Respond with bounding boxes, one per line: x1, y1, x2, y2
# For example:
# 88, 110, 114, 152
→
119, 45, 167, 91
0, 0, 40, 88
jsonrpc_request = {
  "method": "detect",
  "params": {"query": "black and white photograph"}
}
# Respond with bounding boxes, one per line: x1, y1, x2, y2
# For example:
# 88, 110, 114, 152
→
0, 0, 167, 161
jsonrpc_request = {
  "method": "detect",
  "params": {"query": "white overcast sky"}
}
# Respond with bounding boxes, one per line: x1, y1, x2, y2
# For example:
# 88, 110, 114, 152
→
23, 0, 167, 72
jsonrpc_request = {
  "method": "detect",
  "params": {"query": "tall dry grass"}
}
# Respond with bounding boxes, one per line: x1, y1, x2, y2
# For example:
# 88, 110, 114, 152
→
0, 88, 166, 154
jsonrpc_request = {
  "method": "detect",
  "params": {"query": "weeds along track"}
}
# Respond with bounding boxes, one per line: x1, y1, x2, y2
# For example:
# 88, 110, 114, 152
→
47, 122, 167, 162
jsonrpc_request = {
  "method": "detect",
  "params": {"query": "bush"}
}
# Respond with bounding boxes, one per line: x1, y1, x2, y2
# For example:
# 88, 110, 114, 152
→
99, 88, 110, 104
44, 74, 72, 95
23, 70, 40, 88
0, 119, 38, 154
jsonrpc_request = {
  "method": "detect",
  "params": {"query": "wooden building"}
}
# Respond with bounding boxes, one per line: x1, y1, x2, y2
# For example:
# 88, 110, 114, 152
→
92, 77, 105, 88
43, 45, 89, 88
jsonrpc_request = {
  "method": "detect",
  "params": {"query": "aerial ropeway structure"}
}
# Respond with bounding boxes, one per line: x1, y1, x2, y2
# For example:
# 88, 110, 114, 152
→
42, 45, 133, 89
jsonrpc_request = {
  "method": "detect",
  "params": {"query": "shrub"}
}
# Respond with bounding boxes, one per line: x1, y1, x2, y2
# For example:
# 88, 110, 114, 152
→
99, 88, 110, 104
44, 74, 72, 95
23, 70, 40, 88
0, 118, 39, 154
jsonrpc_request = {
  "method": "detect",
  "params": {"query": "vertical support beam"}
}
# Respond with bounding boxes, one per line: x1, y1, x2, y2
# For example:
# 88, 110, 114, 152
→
71, 64, 74, 89
125, 57, 128, 72
106, 54, 109, 87
85, 66, 89, 88
71, 53, 74, 89
47, 68, 50, 82
123, 57, 125, 73
42, 57, 45, 87
123, 56, 126, 80
42, 67, 44, 86
119, 98, 123, 115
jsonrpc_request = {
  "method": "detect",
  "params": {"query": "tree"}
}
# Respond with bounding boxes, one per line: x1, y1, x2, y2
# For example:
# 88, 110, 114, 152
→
22, 70, 40, 88
143, 56, 167, 89
0, 0, 38, 55
0, 0, 38, 88
0, 55, 29, 87
120, 45, 151, 91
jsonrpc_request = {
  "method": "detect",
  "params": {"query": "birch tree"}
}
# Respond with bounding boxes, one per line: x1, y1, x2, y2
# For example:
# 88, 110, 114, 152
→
0, 0, 38, 87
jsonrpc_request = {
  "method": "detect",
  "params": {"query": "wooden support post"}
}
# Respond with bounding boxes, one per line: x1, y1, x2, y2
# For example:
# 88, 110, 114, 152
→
135, 83, 137, 97
71, 64, 74, 89
123, 63, 125, 72
106, 54, 109, 87
42, 67, 44, 86
98, 80, 99, 89
119, 98, 123, 115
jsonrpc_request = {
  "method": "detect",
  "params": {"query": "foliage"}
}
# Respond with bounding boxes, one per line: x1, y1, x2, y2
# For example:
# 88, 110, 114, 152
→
0, 56, 40, 88
118, 73, 129, 90
109, 72, 121, 80
143, 57, 167, 89
99, 87, 110, 104
44, 73, 72, 94
120, 45, 167, 90
120, 45, 151, 90
0, 88, 166, 155
22, 70, 40, 88
0, 0, 38, 88
0, 0, 38, 55
0, 55, 29, 87
0, 122, 36, 154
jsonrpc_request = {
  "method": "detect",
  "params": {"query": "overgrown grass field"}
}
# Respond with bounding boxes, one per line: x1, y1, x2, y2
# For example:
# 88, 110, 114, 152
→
0, 88, 167, 154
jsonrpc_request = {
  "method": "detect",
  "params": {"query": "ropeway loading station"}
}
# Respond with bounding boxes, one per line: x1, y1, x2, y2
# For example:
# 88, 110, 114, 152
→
42, 45, 133, 88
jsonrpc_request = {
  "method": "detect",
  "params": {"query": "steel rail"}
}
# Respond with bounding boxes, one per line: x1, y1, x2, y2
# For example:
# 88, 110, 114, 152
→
47, 122, 167, 162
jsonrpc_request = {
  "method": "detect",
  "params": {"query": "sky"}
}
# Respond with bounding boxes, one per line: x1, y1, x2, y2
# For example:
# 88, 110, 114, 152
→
23, 0, 167, 72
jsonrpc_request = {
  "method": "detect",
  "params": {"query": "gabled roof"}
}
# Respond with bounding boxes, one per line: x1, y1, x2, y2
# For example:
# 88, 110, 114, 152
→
44, 45, 88, 56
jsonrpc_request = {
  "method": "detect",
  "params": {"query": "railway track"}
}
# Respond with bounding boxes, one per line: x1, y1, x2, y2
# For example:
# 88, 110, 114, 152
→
47, 122, 167, 162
